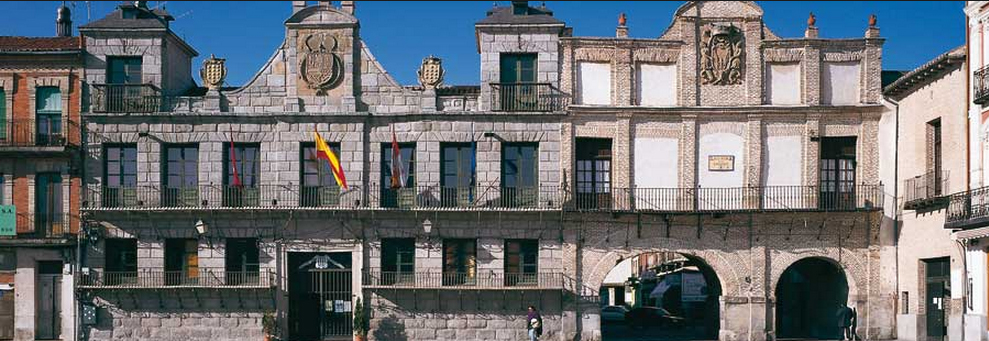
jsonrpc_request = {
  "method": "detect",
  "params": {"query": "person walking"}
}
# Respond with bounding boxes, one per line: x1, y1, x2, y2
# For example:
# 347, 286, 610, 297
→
837, 303, 854, 341
527, 305, 543, 341
850, 307, 858, 341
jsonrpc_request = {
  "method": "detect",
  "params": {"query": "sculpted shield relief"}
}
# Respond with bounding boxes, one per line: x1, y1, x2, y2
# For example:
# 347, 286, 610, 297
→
700, 23, 743, 86
300, 33, 344, 93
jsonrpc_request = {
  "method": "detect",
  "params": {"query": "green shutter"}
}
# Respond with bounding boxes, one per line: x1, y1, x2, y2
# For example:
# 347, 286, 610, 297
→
0, 90, 6, 140
36, 87, 61, 114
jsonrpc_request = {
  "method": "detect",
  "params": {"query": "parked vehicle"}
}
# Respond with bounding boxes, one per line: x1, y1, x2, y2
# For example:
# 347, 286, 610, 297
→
601, 305, 629, 323
625, 306, 687, 329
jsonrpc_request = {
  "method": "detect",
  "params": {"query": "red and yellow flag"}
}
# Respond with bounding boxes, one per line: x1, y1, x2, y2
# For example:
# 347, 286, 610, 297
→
314, 130, 348, 190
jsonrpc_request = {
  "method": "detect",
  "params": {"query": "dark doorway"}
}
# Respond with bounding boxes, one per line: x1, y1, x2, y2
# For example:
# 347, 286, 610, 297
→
600, 252, 721, 341
288, 252, 352, 341
36, 260, 62, 340
925, 258, 950, 341
819, 137, 857, 210
775, 258, 849, 339
576, 138, 612, 210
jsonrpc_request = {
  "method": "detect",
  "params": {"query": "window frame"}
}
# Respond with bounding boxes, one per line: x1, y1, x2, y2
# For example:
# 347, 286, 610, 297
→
224, 143, 260, 188
505, 239, 538, 286
442, 238, 477, 286
107, 56, 144, 84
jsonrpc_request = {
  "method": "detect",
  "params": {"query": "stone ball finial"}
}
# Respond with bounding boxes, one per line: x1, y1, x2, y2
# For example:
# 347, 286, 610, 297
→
869, 14, 877, 27
808, 12, 816, 27
619, 13, 627, 26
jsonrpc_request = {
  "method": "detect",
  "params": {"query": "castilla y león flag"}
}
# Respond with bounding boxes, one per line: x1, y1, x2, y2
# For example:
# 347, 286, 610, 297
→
313, 130, 348, 190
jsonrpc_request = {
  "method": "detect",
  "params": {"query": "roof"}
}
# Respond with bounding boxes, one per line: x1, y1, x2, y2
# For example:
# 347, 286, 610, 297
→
881, 71, 907, 88
883, 46, 966, 99
0, 36, 82, 52
476, 3, 564, 26
79, 3, 173, 30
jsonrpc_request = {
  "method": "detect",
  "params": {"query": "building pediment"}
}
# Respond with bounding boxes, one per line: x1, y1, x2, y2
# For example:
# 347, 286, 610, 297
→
285, 5, 358, 28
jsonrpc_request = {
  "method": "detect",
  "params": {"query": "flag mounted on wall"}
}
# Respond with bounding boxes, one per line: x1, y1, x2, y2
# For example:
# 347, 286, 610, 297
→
314, 130, 348, 190
390, 126, 407, 189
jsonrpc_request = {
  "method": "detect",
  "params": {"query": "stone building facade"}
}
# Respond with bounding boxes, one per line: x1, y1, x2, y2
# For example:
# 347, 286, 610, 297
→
72, 1, 893, 341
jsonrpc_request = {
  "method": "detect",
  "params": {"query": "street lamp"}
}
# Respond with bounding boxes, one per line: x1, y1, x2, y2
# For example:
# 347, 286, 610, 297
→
422, 219, 432, 235
195, 219, 213, 249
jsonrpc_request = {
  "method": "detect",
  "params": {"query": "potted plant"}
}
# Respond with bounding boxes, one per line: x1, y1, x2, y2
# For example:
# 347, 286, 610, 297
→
353, 297, 369, 341
262, 310, 277, 341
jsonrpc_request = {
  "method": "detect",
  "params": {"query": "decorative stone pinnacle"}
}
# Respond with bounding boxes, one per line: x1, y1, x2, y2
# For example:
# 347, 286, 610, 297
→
619, 13, 627, 26
807, 12, 816, 27
869, 14, 877, 27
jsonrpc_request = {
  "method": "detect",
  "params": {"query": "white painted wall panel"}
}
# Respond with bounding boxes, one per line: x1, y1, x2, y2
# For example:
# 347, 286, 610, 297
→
762, 135, 803, 209
578, 62, 612, 105
822, 62, 861, 105
634, 137, 679, 209
698, 132, 744, 210
767, 63, 801, 105
637, 64, 677, 106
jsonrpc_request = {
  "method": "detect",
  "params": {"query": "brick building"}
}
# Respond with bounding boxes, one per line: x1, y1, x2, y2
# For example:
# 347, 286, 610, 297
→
0, 3, 83, 341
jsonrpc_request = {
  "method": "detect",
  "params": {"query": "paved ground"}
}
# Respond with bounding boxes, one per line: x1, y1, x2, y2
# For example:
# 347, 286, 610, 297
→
601, 322, 714, 341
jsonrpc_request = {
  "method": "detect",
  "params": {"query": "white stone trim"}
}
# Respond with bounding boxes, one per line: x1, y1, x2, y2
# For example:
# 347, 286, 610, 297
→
822, 50, 865, 62
764, 49, 804, 63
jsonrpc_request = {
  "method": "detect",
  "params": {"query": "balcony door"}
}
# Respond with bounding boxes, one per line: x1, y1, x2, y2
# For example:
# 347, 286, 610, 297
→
164, 239, 198, 286
441, 143, 475, 207
35, 173, 62, 237
502, 143, 538, 207
103, 145, 137, 208
107, 56, 142, 84
225, 238, 259, 285
35, 87, 61, 146
163, 144, 198, 207
224, 144, 259, 207
499, 53, 537, 111
301, 143, 340, 207
820, 137, 856, 210
576, 138, 612, 210
442, 239, 476, 286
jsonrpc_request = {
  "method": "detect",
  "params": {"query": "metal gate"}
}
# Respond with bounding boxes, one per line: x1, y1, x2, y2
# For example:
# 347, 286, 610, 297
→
309, 269, 352, 339
0, 288, 13, 339
926, 258, 950, 341
36, 274, 61, 340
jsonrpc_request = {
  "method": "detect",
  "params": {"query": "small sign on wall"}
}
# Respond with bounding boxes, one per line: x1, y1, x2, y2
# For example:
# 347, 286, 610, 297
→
0, 206, 14, 236
708, 155, 735, 172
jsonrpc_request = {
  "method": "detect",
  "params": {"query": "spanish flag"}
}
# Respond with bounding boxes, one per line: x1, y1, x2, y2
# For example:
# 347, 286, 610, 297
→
314, 130, 348, 190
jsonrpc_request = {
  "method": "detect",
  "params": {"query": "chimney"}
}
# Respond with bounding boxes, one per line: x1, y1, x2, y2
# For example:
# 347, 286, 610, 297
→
512, 1, 528, 15
804, 12, 818, 39
292, 1, 306, 15
865, 14, 880, 38
616, 13, 628, 38
135, 1, 148, 9
341, 1, 354, 15
56, 2, 72, 37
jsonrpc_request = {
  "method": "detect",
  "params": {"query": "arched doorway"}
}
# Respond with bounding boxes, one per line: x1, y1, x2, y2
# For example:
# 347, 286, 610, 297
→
775, 257, 849, 340
599, 251, 722, 341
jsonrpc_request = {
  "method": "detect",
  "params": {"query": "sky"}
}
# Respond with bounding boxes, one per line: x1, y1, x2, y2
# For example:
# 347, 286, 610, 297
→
0, 1, 966, 87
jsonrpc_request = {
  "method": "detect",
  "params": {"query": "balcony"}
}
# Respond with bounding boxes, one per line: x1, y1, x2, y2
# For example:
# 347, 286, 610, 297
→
945, 186, 989, 229
976, 65, 989, 105
90, 83, 161, 113
362, 270, 565, 290
78, 268, 275, 289
368, 184, 563, 210
583, 185, 884, 212
0, 119, 79, 152
0, 213, 78, 246
490, 83, 570, 112
83, 184, 364, 210
904, 170, 950, 210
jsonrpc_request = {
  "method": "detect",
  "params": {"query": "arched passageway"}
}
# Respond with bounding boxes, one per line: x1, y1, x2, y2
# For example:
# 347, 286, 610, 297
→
599, 251, 722, 341
775, 257, 850, 340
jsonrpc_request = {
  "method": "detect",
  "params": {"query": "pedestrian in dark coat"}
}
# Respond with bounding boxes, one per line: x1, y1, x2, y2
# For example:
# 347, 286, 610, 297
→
837, 303, 854, 341
527, 305, 543, 341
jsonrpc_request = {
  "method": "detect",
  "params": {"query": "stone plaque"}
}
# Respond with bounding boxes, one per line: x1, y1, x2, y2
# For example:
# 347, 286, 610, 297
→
708, 155, 734, 171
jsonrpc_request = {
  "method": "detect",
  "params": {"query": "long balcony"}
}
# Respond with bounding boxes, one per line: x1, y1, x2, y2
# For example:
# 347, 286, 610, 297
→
363, 270, 566, 290
0, 213, 78, 246
90, 83, 161, 113
946, 186, 989, 229
83, 183, 883, 213
490, 83, 570, 112
904, 170, 949, 210
0, 119, 79, 150
78, 268, 275, 289
975, 65, 989, 105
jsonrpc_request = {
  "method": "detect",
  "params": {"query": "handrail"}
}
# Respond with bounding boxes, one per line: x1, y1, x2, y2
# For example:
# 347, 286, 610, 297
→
0, 119, 80, 148
489, 82, 570, 112
78, 268, 275, 288
91, 83, 161, 113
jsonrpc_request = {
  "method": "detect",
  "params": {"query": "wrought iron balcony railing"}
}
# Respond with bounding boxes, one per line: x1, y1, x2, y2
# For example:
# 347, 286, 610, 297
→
0, 119, 79, 148
91, 83, 161, 113
976, 65, 989, 105
367, 184, 563, 210
362, 270, 565, 290
490, 82, 570, 112
83, 184, 364, 210
945, 186, 989, 229
78, 268, 275, 289
0, 213, 78, 241
904, 170, 949, 209
585, 185, 883, 212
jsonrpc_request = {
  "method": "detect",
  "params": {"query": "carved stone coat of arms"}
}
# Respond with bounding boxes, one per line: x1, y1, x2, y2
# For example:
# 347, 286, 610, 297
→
200, 54, 226, 91
300, 33, 344, 92
417, 55, 444, 89
700, 23, 743, 86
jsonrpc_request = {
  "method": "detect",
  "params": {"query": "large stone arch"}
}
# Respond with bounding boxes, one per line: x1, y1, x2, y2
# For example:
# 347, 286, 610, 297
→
768, 251, 865, 303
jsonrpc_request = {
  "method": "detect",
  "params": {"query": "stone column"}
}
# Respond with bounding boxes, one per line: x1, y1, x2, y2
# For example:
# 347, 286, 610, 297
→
804, 46, 821, 106
805, 114, 821, 194
745, 115, 763, 208
614, 42, 633, 107
615, 114, 632, 210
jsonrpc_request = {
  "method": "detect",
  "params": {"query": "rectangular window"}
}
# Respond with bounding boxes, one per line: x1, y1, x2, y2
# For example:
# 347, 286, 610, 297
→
104, 239, 137, 285
107, 56, 143, 84
505, 239, 538, 286
499, 53, 538, 111
103, 145, 137, 208
35, 87, 62, 146
225, 238, 259, 285
381, 238, 415, 285
441, 143, 475, 207
162, 144, 198, 207
380, 142, 416, 208
35, 173, 63, 237
928, 119, 943, 196
442, 239, 476, 286
0, 89, 6, 140
300, 143, 340, 207
223, 143, 260, 207
164, 238, 198, 286
820, 137, 856, 210
576, 138, 612, 210
500, 53, 537, 84
0, 175, 4, 205
501, 143, 538, 207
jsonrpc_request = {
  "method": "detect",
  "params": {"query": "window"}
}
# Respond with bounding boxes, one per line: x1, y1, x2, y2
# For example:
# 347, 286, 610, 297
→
0, 175, 4, 205
223, 143, 260, 207
225, 238, 259, 285
578, 62, 611, 105
103, 145, 137, 208
928, 119, 943, 196
505, 239, 538, 286
500, 53, 537, 84
381, 238, 415, 285
380, 142, 416, 208
502, 143, 538, 207
576, 138, 612, 210
162, 144, 198, 207
35, 87, 62, 146
0, 89, 6, 140
107, 56, 143, 84
301, 143, 340, 207
820, 137, 856, 210
0, 249, 14, 272
499, 53, 538, 111
441, 143, 475, 207
164, 239, 198, 286
104, 239, 137, 285
35, 173, 63, 237
442, 239, 476, 286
